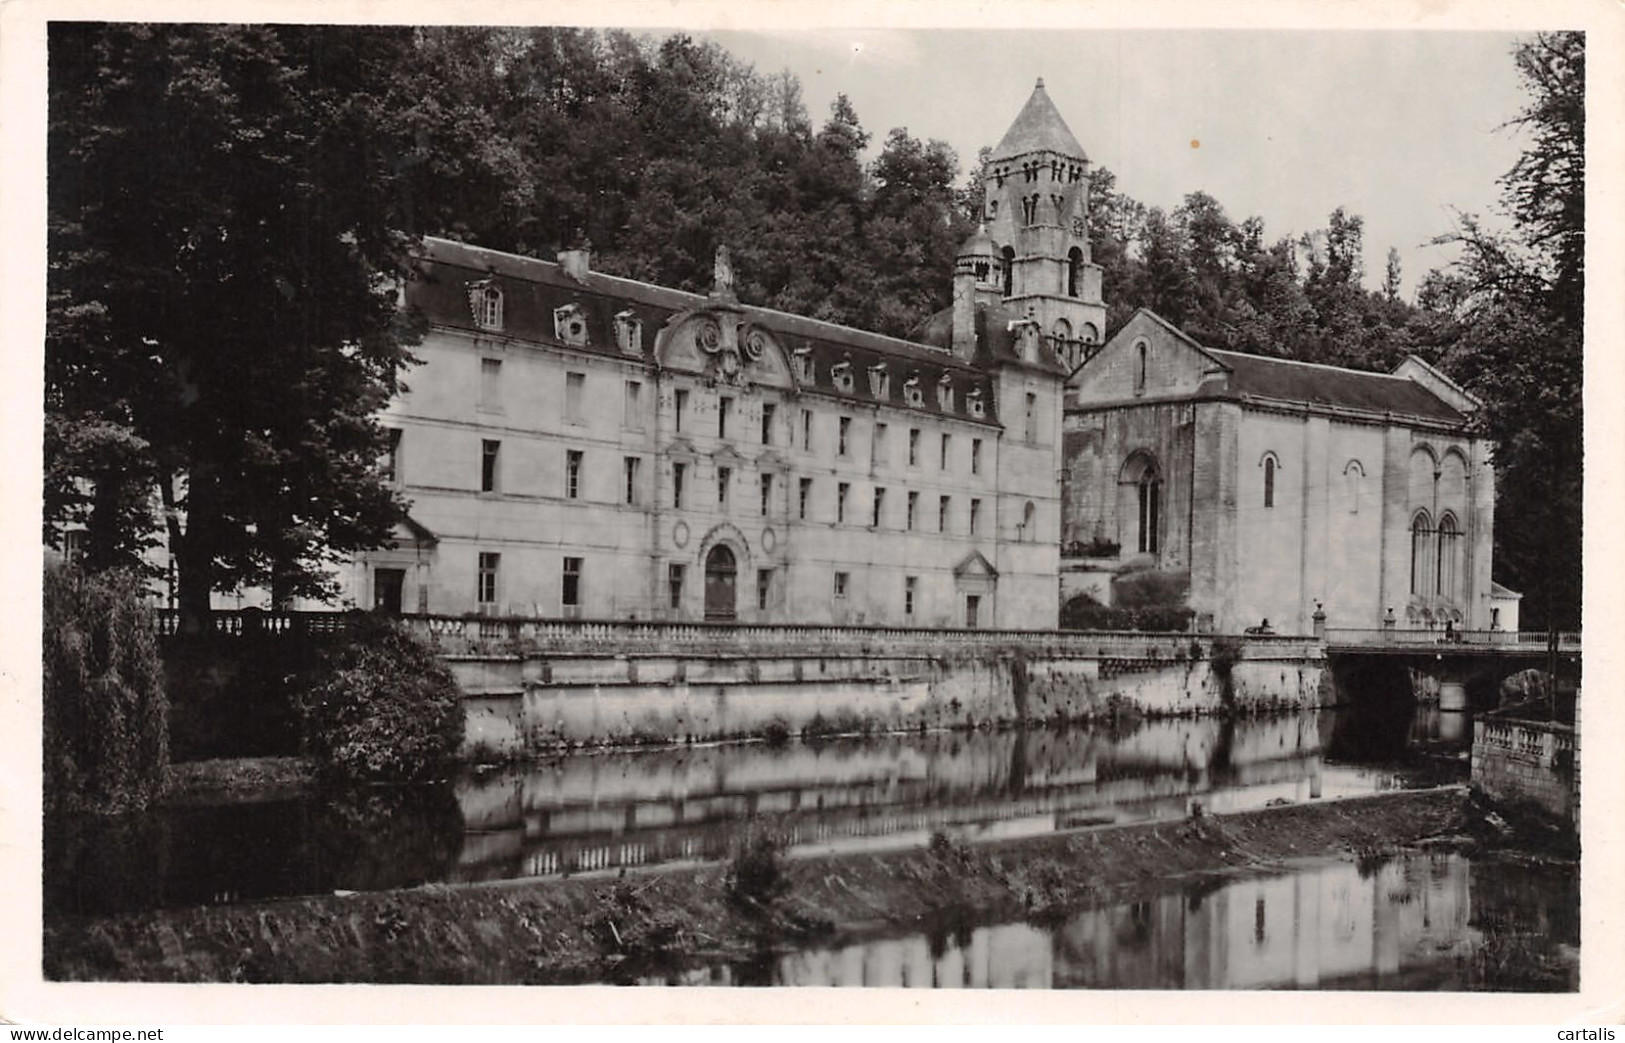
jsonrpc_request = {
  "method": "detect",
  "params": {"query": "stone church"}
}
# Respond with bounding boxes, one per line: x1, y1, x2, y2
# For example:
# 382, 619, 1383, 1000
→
1061, 310, 1498, 636
100, 79, 1498, 637
950, 79, 1499, 638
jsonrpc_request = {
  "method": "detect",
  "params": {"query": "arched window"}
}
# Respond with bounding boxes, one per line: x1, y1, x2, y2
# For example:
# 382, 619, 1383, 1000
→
1436, 514, 1460, 601
1001, 246, 1015, 297
1139, 472, 1161, 554
1134, 341, 1148, 393
1344, 460, 1364, 514
1119, 452, 1161, 556
1022, 500, 1037, 541
1410, 512, 1435, 596
1261, 453, 1279, 508
1067, 247, 1083, 298
1050, 319, 1073, 367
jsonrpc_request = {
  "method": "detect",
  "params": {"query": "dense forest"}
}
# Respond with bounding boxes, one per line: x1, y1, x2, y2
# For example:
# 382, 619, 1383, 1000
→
45, 25, 1582, 629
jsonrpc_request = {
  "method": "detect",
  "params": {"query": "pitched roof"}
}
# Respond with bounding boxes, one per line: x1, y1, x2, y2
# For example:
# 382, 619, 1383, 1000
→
993, 79, 1087, 161
909, 301, 1070, 376
1206, 349, 1466, 422
409, 237, 1005, 426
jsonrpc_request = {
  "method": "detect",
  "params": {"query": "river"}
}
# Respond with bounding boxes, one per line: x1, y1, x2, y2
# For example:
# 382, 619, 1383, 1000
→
639, 850, 1577, 990
48, 701, 1466, 914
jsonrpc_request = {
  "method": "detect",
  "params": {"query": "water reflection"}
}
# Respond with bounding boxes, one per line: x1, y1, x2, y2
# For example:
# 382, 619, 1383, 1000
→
48, 704, 1467, 913
453, 709, 1453, 884
643, 853, 1578, 991
45, 785, 464, 915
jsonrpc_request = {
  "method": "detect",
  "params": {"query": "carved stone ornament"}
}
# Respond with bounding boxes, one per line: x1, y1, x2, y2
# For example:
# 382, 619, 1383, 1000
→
694, 314, 751, 387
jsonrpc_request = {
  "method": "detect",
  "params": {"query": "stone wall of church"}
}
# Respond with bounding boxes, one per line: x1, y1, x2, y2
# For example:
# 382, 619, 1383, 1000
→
1232, 413, 1393, 634
1189, 402, 1240, 629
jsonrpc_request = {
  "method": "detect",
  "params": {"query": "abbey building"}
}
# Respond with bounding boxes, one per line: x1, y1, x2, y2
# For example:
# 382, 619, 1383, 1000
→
347, 84, 1110, 628
333, 80, 1499, 635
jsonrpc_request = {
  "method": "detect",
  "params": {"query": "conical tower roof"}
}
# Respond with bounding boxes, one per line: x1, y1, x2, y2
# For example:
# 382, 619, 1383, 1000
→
957, 223, 998, 257
992, 78, 1086, 161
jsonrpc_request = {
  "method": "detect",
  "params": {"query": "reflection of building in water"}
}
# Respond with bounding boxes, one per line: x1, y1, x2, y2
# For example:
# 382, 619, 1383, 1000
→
752, 853, 1474, 989
772, 923, 1055, 989
452, 716, 1356, 882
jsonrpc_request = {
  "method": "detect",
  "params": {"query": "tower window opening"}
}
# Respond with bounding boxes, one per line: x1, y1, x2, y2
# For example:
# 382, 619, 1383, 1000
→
1068, 247, 1083, 298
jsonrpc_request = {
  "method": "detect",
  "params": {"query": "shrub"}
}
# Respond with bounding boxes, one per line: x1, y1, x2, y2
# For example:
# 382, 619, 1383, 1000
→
1061, 537, 1120, 558
725, 827, 790, 912
43, 564, 169, 815
1059, 594, 1194, 633
1112, 568, 1190, 609
297, 614, 464, 782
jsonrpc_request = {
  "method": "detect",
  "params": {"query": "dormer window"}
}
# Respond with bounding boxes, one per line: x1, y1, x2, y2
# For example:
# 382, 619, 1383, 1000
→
468, 280, 503, 331
938, 373, 955, 411
831, 359, 854, 394
968, 387, 985, 419
904, 374, 924, 408
867, 362, 889, 399
793, 347, 815, 383
614, 310, 642, 355
554, 303, 589, 347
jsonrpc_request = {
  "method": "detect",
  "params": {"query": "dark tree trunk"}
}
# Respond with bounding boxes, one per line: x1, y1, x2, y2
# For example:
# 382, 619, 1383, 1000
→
171, 470, 216, 635
86, 473, 123, 573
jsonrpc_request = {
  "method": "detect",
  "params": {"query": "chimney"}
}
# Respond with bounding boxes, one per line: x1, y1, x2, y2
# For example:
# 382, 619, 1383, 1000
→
952, 266, 977, 359
558, 241, 591, 282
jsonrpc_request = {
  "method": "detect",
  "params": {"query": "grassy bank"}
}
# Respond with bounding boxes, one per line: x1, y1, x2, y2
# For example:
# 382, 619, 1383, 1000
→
45, 787, 1491, 984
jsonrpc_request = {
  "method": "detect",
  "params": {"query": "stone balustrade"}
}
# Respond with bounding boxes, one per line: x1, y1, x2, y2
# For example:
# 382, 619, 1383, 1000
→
155, 609, 1323, 660
1471, 710, 1578, 828
1325, 627, 1580, 652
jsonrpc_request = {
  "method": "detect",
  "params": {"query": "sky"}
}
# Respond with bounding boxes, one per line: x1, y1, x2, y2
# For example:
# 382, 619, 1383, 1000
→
698, 28, 1535, 299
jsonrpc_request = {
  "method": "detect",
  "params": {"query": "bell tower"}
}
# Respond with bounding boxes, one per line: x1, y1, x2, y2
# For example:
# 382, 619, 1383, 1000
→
983, 79, 1106, 369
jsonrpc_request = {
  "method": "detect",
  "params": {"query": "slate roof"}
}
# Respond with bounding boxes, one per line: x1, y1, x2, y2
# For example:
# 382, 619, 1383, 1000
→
1206, 349, 1466, 423
992, 79, 1087, 160
408, 237, 1005, 426
911, 301, 1071, 377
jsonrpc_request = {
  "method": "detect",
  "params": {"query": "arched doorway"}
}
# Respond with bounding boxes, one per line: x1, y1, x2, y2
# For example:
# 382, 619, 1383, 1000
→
704, 544, 738, 621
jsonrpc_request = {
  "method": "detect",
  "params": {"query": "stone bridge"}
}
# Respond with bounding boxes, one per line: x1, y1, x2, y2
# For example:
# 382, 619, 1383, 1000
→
1322, 628, 1581, 714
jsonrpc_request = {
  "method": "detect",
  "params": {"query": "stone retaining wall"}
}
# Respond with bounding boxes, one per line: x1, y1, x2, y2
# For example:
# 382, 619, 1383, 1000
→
449, 631, 1327, 753
1471, 712, 1578, 827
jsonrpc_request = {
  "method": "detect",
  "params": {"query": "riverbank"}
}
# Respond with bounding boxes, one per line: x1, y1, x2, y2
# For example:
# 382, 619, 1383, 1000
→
163, 756, 318, 806
45, 785, 1546, 985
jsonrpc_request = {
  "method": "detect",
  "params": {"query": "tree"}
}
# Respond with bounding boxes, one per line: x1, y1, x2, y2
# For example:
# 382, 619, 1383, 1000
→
1431, 32, 1584, 630
47, 25, 426, 626
864, 127, 968, 337
1501, 31, 1584, 325
1383, 247, 1403, 302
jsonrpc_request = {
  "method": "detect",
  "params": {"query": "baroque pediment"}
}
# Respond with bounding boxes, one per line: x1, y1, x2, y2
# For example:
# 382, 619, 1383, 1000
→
654, 309, 793, 390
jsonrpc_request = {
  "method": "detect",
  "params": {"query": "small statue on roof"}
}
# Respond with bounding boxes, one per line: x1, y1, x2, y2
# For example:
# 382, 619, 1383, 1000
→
712, 244, 736, 300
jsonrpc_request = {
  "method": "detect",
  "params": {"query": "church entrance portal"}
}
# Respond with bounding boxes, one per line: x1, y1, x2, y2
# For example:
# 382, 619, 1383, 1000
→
704, 545, 737, 621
